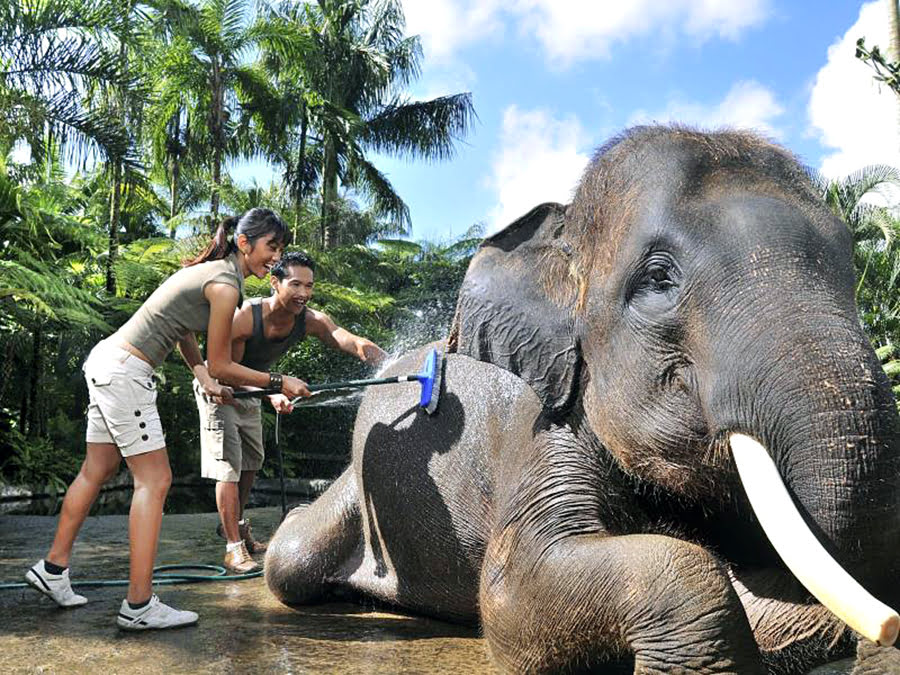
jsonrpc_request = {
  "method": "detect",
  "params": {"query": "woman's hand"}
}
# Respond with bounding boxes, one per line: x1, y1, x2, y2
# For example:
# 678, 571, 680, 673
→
203, 380, 234, 405
282, 375, 311, 400
268, 394, 294, 414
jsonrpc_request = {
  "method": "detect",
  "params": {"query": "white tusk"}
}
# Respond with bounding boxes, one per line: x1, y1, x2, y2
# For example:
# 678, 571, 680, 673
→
730, 432, 900, 646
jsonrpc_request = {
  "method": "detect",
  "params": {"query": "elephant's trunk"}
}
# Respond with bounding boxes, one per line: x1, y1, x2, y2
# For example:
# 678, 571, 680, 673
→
730, 433, 900, 646
708, 313, 900, 606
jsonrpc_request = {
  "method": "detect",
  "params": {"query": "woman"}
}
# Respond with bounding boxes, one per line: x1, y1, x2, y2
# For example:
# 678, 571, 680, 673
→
24, 208, 309, 631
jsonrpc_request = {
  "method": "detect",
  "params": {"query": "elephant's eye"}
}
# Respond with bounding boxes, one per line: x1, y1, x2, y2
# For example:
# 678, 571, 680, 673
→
632, 254, 680, 297
646, 264, 675, 291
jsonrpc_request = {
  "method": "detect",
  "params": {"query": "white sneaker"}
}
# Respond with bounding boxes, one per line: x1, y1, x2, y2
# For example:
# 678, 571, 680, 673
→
24, 560, 88, 607
116, 595, 199, 631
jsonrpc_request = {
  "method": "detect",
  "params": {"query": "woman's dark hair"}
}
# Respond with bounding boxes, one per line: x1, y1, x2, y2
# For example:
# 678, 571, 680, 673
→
183, 208, 292, 267
271, 251, 316, 280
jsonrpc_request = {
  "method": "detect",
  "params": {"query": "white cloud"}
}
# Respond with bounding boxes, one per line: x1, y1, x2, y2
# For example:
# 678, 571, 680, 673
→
486, 106, 590, 232
401, 0, 503, 64
627, 80, 785, 138
808, 0, 900, 180
514, 0, 771, 66
400, 0, 771, 66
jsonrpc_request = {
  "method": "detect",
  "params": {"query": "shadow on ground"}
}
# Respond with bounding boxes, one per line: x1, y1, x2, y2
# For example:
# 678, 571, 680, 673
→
0, 506, 492, 674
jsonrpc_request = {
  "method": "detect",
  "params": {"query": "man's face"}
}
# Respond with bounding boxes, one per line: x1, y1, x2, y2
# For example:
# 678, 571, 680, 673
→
272, 265, 314, 315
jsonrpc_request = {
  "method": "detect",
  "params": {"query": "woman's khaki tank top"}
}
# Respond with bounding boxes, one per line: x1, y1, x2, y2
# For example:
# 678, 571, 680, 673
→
115, 253, 244, 366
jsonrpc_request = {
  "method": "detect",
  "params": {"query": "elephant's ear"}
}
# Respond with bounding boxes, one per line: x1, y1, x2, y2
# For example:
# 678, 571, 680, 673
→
449, 202, 580, 414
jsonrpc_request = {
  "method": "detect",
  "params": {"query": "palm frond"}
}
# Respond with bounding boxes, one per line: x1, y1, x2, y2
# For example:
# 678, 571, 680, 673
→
361, 93, 476, 161
0, 257, 110, 330
345, 153, 409, 230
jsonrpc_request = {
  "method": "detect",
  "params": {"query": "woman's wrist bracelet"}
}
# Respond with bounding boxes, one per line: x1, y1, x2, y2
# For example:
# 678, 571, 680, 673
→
268, 372, 283, 393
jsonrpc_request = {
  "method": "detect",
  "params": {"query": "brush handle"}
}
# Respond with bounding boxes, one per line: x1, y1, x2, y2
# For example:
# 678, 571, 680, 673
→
231, 374, 421, 399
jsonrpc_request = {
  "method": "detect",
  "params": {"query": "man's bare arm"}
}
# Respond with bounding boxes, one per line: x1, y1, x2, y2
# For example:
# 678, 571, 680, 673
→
306, 308, 387, 364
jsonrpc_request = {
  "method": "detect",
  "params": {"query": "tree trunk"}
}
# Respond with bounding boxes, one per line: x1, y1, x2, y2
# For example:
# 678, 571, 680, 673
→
18, 373, 28, 436
209, 58, 224, 231
169, 154, 180, 237
891, 0, 900, 60
890, 0, 900, 139
168, 111, 182, 237
294, 103, 308, 237
105, 0, 130, 294
322, 136, 338, 249
0, 338, 14, 404
26, 324, 42, 438
106, 158, 122, 294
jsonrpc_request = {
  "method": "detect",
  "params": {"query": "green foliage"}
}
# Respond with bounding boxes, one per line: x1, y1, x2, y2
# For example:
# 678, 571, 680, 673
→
0, 0, 139, 164
856, 38, 900, 98
0, 0, 483, 493
1, 426, 82, 495
817, 167, 900, 413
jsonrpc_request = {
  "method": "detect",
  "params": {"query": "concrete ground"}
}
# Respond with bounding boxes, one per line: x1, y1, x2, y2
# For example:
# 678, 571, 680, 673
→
0, 506, 492, 674
0, 505, 856, 674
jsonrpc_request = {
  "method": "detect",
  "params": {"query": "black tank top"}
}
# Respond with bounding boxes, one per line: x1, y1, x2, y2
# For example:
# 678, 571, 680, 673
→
238, 297, 307, 372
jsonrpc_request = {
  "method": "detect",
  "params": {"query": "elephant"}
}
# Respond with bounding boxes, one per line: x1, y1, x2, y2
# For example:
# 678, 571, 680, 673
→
264, 126, 900, 674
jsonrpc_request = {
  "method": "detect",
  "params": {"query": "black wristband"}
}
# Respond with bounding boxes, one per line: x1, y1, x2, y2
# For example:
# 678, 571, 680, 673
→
268, 372, 283, 393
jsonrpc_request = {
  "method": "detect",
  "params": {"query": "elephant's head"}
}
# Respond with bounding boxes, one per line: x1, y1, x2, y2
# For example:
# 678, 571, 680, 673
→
450, 125, 900, 636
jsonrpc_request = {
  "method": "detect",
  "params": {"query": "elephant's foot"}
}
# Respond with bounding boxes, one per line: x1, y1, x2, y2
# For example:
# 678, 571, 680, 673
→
265, 468, 362, 605
851, 638, 900, 674
729, 568, 855, 674
479, 531, 766, 674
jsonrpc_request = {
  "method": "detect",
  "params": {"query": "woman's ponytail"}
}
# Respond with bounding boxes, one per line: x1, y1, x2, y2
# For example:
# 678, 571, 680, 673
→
182, 215, 240, 267
182, 208, 291, 267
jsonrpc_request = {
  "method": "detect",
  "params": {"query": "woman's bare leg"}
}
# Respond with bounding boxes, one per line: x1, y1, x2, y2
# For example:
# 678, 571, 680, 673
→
47, 442, 121, 567
123, 447, 172, 603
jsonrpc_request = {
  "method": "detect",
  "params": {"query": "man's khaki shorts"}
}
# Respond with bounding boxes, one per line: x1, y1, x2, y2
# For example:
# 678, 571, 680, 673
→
193, 379, 264, 483
84, 340, 166, 457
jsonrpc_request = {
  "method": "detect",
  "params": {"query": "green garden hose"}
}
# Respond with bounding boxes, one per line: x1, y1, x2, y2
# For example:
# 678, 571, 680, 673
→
0, 563, 261, 590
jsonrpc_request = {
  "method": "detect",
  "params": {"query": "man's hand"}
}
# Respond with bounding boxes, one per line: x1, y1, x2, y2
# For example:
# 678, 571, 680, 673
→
268, 394, 294, 414
283, 375, 311, 400
357, 338, 387, 365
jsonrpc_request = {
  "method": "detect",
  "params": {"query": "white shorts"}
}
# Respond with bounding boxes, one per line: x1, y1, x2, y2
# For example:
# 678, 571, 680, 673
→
83, 340, 166, 457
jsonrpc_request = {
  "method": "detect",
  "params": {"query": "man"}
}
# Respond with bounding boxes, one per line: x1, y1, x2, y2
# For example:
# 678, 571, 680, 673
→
193, 251, 387, 573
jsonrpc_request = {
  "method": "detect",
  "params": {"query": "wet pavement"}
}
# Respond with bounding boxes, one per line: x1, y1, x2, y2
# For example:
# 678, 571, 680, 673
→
0, 506, 492, 674
0, 505, 857, 674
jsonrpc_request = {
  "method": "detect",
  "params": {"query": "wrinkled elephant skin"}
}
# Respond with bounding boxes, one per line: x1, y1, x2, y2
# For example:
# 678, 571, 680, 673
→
267, 127, 900, 674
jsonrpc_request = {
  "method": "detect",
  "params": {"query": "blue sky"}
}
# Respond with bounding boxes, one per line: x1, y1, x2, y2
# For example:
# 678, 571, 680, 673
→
234, 0, 900, 243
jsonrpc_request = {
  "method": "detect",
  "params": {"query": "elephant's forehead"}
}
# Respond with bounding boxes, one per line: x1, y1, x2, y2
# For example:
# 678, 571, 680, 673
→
608, 136, 822, 218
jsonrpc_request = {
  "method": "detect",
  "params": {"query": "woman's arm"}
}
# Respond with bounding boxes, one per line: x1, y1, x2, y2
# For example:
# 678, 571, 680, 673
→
176, 332, 233, 400
205, 283, 310, 398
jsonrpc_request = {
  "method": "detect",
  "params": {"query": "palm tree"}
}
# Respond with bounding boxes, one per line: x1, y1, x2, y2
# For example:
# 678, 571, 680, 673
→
252, 2, 322, 234
0, 0, 137, 166
299, 0, 475, 248
813, 165, 900, 351
148, 0, 289, 229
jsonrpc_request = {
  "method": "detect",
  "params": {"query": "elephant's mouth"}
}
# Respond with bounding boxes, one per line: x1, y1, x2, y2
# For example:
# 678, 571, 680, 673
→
729, 433, 900, 647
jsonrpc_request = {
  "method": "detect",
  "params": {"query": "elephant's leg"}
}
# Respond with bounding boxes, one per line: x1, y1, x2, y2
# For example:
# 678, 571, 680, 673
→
265, 467, 361, 605
480, 531, 766, 674
729, 568, 855, 674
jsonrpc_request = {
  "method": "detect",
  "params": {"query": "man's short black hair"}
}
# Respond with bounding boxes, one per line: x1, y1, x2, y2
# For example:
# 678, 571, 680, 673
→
272, 251, 316, 280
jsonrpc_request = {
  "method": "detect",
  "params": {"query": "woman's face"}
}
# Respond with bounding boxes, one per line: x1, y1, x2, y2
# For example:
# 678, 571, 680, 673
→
241, 233, 284, 279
